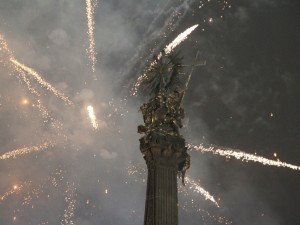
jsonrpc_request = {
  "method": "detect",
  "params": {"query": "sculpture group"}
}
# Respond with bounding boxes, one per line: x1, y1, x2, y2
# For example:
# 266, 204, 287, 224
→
138, 50, 191, 185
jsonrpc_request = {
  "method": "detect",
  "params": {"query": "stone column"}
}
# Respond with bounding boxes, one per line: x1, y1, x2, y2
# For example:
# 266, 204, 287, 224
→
140, 133, 188, 225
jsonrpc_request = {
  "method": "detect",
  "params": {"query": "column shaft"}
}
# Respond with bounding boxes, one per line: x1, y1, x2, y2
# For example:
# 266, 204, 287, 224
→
144, 166, 178, 225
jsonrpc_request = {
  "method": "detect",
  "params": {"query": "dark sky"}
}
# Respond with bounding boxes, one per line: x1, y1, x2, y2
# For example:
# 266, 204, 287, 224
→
0, 0, 299, 225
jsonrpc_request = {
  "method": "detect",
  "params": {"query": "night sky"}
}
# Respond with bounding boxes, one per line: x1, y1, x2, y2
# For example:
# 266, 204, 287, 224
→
0, 0, 299, 225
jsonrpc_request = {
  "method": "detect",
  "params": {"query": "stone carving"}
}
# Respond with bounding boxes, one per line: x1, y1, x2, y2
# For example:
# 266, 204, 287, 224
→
138, 51, 190, 184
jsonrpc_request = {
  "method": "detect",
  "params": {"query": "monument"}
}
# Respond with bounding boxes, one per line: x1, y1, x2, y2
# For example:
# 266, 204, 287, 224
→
138, 50, 191, 225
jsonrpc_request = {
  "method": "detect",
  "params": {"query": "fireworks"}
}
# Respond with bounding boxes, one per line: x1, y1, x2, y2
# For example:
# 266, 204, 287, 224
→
85, 0, 98, 78
185, 176, 219, 207
0, 141, 55, 160
1, 37, 55, 121
61, 183, 77, 225
22, 99, 29, 105
35, 99, 52, 121
0, 182, 30, 201
0, 1, 299, 224
0, 185, 21, 201
15, 66, 41, 97
131, 24, 199, 96
126, 162, 219, 207
164, 24, 199, 54
87, 105, 99, 130
0, 35, 40, 97
11, 59, 73, 105
188, 143, 300, 171
0, 35, 73, 105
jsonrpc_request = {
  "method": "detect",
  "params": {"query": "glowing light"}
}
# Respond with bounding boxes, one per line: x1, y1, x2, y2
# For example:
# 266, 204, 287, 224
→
185, 177, 219, 207
164, 24, 199, 54
105, 189, 108, 194
188, 143, 300, 171
22, 99, 29, 105
0, 182, 30, 201
87, 105, 99, 129
0, 141, 55, 160
132, 25, 199, 96
85, 0, 98, 78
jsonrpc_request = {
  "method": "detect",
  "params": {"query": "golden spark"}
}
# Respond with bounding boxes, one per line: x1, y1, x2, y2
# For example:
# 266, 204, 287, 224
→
0, 141, 55, 160
22, 99, 29, 105
132, 24, 199, 96
188, 143, 300, 171
185, 176, 219, 207
0, 182, 30, 201
87, 105, 99, 129
86, 0, 98, 79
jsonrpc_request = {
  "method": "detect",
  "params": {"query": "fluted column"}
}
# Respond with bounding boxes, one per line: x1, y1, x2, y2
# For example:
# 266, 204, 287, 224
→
144, 165, 178, 225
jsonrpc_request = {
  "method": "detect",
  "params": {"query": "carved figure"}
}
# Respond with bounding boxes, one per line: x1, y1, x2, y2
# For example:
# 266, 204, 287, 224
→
138, 51, 190, 185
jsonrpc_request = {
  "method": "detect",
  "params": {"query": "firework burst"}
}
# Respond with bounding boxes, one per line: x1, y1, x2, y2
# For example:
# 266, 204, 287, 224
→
87, 105, 99, 130
0, 141, 55, 160
0, 35, 73, 106
188, 143, 300, 171
0, 182, 30, 202
185, 176, 219, 207
85, 0, 98, 79
131, 24, 199, 96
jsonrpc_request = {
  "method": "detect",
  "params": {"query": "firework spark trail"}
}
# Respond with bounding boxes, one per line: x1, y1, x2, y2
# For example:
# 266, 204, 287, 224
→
13, 66, 54, 122
131, 24, 199, 96
87, 105, 99, 129
36, 99, 52, 121
178, 184, 232, 224
11, 59, 73, 105
15, 69, 55, 122
85, 0, 98, 79
0, 35, 40, 97
1, 35, 58, 123
0, 35, 73, 105
0, 182, 30, 202
0, 141, 55, 160
34, 100, 64, 131
123, 0, 195, 80
164, 24, 199, 53
188, 143, 300, 171
185, 176, 219, 207
61, 183, 77, 225
15, 65, 41, 97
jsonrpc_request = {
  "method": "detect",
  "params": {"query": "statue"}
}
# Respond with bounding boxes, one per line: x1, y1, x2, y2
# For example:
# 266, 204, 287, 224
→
138, 50, 190, 185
